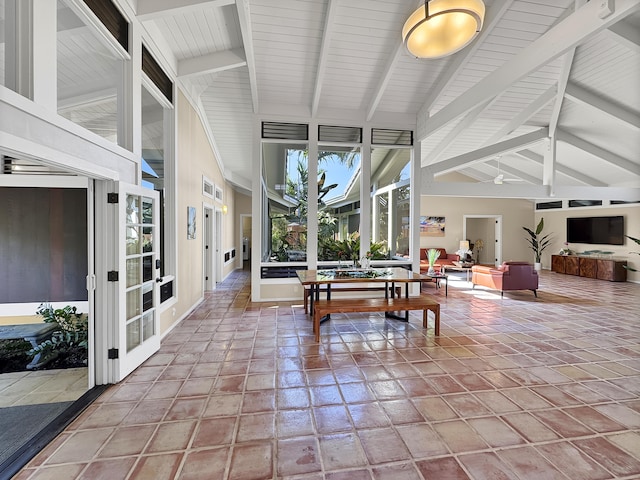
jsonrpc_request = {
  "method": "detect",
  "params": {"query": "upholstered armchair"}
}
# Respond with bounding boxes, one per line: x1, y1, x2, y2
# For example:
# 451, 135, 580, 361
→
471, 262, 539, 297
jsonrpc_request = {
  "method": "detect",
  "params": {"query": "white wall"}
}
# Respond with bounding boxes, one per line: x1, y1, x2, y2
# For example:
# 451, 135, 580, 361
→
159, 91, 237, 334
420, 196, 534, 265
535, 204, 640, 283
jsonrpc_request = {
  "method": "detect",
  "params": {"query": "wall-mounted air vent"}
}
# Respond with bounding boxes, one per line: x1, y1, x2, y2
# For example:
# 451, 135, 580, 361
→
262, 122, 308, 140
1, 157, 69, 175
319, 125, 362, 143
372, 128, 413, 146
569, 200, 602, 208
536, 201, 562, 210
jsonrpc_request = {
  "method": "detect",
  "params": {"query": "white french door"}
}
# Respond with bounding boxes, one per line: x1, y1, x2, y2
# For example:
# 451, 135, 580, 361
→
104, 182, 161, 382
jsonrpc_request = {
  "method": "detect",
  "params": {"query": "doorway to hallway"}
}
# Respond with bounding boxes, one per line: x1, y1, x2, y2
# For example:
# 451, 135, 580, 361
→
463, 214, 503, 266
240, 214, 251, 271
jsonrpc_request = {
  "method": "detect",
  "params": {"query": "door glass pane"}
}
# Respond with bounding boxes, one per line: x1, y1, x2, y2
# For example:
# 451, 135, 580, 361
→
142, 312, 154, 341
142, 283, 153, 312
126, 288, 141, 320
142, 226, 153, 252
126, 226, 140, 255
126, 319, 141, 351
143, 255, 153, 282
142, 197, 153, 223
126, 195, 140, 224
126, 258, 141, 287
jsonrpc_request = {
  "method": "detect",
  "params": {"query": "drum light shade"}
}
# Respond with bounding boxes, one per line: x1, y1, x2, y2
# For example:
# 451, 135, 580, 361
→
402, 0, 485, 59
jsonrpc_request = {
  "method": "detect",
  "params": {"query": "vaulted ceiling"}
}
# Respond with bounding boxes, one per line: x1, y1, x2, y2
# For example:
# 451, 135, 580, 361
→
128, 0, 639, 199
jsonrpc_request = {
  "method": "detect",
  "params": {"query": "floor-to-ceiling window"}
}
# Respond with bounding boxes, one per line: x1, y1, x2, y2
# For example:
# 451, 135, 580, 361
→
261, 141, 309, 263
259, 123, 414, 281
316, 142, 362, 262
370, 147, 411, 258
141, 75, 175, 305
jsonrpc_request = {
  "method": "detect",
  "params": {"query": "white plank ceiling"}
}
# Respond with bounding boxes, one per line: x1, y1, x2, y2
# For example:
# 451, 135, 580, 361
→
125, 1, 640, 198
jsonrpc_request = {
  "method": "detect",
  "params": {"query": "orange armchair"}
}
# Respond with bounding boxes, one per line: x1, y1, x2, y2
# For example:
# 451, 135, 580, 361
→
471, 262, 539, 297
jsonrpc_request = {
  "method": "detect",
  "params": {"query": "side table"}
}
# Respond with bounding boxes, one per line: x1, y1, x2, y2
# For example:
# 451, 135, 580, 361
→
423, 273, 448, 296
443, 265, 472, 282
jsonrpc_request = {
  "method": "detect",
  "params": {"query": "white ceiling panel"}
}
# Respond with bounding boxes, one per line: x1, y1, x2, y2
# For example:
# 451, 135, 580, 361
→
107, 0, 640, 197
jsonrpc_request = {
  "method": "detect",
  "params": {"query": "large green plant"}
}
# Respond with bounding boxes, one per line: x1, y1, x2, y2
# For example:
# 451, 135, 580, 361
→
29, 304, 88, 364
523, 218, 552, 263
317, 233, 388, 262
624, 235, 639, 271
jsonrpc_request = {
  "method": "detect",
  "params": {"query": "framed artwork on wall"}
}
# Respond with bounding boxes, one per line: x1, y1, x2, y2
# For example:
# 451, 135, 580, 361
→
420, 216, 445, 236
187, 206, 196, 239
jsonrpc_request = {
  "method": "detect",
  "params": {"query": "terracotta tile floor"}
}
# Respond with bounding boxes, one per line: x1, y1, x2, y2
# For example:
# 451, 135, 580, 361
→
15, 269, 640, 479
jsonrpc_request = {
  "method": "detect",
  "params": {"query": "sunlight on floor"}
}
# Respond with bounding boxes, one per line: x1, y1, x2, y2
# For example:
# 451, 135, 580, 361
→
0, 368, 87, 407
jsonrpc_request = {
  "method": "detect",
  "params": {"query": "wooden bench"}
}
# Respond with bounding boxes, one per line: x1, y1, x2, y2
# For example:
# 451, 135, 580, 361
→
312, 295, 440, 342
303, 285, 402, 313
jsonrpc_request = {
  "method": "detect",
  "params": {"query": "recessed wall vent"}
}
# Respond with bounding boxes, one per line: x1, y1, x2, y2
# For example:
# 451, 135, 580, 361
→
319, 125, 362, 143
262, 122, 308, 140
372, 128, 413, 146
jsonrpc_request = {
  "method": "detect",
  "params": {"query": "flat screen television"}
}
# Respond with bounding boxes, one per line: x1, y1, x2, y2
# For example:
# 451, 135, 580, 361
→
566, 216, 624, 245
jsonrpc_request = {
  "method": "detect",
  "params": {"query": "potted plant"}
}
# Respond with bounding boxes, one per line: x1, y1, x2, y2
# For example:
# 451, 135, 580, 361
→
28, 303, 88, 369
473, 239, 484, 263
624, 235, 639, 272
523, 218, 552, 271
426, 248, 440, 275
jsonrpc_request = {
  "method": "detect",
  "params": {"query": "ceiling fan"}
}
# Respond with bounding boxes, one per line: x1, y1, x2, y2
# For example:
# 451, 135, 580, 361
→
483, 157, 524, 184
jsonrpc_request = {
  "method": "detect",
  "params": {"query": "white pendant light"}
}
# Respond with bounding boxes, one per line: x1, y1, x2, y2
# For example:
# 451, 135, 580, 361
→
402, 0, 485, 59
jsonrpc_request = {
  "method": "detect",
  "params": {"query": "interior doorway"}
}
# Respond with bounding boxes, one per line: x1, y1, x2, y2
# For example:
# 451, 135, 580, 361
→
203, 205, 215, 291
240, 214, 252, 271
463, 215, 503, 266
215, 209, 223, 284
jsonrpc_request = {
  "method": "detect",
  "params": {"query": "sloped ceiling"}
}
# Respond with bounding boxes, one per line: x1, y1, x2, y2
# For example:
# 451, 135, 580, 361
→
127, 0, 639, 200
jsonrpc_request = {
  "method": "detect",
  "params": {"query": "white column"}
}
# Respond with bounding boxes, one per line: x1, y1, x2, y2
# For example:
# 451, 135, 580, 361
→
360, 125, 372, 258
543, 136, 557, 197
371, 188, 379, 244
119, 23, 142, 163
388, 189, 397, 256
411, 139, 422, 278
250, 116, 261, 302
307, 122, 319, 268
